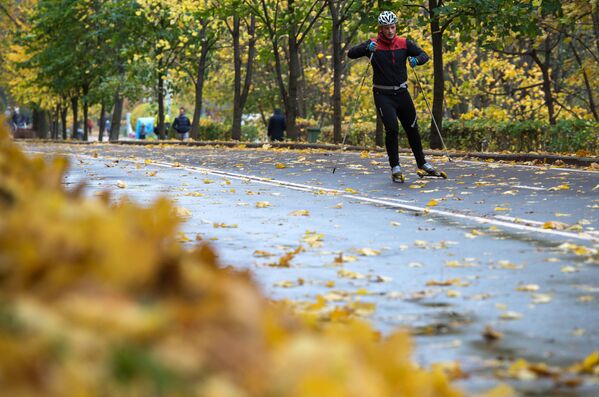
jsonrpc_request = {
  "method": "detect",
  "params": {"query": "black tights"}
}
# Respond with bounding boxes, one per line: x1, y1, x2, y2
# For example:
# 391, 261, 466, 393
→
374, 90, 426, 168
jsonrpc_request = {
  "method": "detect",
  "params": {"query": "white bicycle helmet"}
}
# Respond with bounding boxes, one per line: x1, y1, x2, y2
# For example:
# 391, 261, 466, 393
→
378, 11, 398, 26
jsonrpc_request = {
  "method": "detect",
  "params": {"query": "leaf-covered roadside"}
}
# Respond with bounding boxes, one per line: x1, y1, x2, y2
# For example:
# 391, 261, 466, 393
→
0, 123, 466, 395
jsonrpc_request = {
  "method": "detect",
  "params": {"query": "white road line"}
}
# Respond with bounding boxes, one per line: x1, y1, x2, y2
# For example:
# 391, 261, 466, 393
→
28, 150, 598, 242
512, 185, 547, 191
398, 154, 599, 174
494, 215, 545, 226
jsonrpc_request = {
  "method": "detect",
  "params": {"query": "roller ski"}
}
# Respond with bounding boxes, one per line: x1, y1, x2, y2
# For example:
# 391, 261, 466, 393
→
416, 162, 447, 179
391, 165, 405, 183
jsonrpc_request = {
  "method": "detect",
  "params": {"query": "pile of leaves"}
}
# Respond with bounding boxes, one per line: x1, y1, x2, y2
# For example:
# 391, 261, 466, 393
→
0, 121, 463, 396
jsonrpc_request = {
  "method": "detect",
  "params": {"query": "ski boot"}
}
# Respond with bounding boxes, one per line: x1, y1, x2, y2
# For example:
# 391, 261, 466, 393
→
391, 165, 405, 183
416, 162, 447, 179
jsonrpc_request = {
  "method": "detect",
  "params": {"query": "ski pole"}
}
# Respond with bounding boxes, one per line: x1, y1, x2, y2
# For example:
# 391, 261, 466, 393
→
342, 52, 373, 146
332, 52, 373, 174
410, 64, 452, 162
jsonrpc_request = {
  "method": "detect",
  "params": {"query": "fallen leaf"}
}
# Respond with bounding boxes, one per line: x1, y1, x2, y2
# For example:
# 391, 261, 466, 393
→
483, 325, 503, 342
543, 221, 567, 230
256, 201, 271, 208
289, 209, 310, 216
532, 293, 552, 304
561, 266, 578, 273
500, 311, 523, 320
253, 250, 275, 257
356, 248, 380, 256
116, 180, 127, 188
517, 284, 540, 292
275, 163, 286, 169
548, 183, 570, 191
337, 269, 366, 279
174, 207, 192, 218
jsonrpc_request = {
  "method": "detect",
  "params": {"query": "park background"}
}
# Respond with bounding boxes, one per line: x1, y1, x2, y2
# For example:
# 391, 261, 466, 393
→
0, 0, 597, 153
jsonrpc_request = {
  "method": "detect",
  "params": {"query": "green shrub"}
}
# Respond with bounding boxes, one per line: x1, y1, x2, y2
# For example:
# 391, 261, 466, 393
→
443, 119, 598, 154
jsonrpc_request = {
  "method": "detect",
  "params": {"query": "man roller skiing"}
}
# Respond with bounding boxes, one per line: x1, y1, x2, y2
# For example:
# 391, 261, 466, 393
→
348, 11, 445, 183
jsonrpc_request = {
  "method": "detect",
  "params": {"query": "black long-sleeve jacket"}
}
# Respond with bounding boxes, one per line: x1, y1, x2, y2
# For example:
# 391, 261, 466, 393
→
172, 114, 191, 133
348, 32, 429, 87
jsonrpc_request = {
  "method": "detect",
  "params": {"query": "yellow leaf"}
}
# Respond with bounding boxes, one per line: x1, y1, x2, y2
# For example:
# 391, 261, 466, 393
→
548, 183, 570, 191
494, 207, 509, 211
253, 250, 275, 257
176, 231, 191, 242
426, 199, 439, 207
500, 311, 523, 320
256, 201, 271, 208
560, 266, 578, 273
337, 269, 366, 279
174, 207, 192, 218
345, 188, 358, 194
289, 209, 310, 216
516, 284, 540, 292
275, 163, 286, 169
356, 248, 380, 256
577, 295, 594, 302
542, 221, 567, 230
116, 180, 127, 188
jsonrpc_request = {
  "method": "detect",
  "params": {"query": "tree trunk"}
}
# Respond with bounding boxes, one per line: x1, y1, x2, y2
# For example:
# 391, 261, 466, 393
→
110, 65, 126, 142
330, 1, 343, 143
60, 101, 68, 140
71, 96, 79, 140
110, 92, 124, 142
82, 83, 89, 141
52, 104, 59, 139
157, 74, 165, 139
286, 11, 300, 140
570, 42, 598, 120
32, 108, 49, 139
530, 47, 556, 126
231, 15, 256, 141
428, 0, 444, 149
190, 26, 210, 140
98, 101, 106, 141
593, 6, 599, 55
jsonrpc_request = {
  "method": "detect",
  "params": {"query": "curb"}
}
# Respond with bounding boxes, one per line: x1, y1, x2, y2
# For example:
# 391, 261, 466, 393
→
17, 138, 599, 167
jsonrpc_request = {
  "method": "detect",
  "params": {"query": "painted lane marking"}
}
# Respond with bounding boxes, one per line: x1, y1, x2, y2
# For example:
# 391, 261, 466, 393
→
28, 150, 598, 243
512, 185, 548, 191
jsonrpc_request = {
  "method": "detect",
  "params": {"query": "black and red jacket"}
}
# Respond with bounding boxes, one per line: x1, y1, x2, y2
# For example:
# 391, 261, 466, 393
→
348, 32, 429, 87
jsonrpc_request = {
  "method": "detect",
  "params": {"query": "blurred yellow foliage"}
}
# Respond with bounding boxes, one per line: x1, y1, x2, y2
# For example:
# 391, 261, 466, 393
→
0, 121, 461, 396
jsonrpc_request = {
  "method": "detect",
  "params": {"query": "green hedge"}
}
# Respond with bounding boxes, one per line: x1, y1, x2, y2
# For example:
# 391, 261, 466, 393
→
443, 119, 598, 154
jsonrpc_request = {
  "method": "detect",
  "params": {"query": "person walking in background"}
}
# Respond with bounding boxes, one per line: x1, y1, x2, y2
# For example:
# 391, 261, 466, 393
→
172, 107, 191, 140
87, 118, 94, 135
348, 11, 444, 183
267, 108, 286, 142
11, 107, 26, 130
139, 124, 146, 140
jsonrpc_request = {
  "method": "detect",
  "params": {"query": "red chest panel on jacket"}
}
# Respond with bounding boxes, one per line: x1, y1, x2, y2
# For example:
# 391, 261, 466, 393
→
372, 36, 407, 51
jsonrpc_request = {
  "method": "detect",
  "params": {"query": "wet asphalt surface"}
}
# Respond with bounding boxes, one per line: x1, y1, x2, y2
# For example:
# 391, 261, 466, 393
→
22, 142, 599, 396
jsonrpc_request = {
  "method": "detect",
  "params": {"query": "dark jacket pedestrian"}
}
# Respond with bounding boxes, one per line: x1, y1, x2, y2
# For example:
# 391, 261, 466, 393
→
267, 109, 286, 141
172, 107, 191, 140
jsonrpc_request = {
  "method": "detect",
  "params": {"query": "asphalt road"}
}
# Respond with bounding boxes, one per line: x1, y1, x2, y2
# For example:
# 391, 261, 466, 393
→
23, 142, 599, 396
